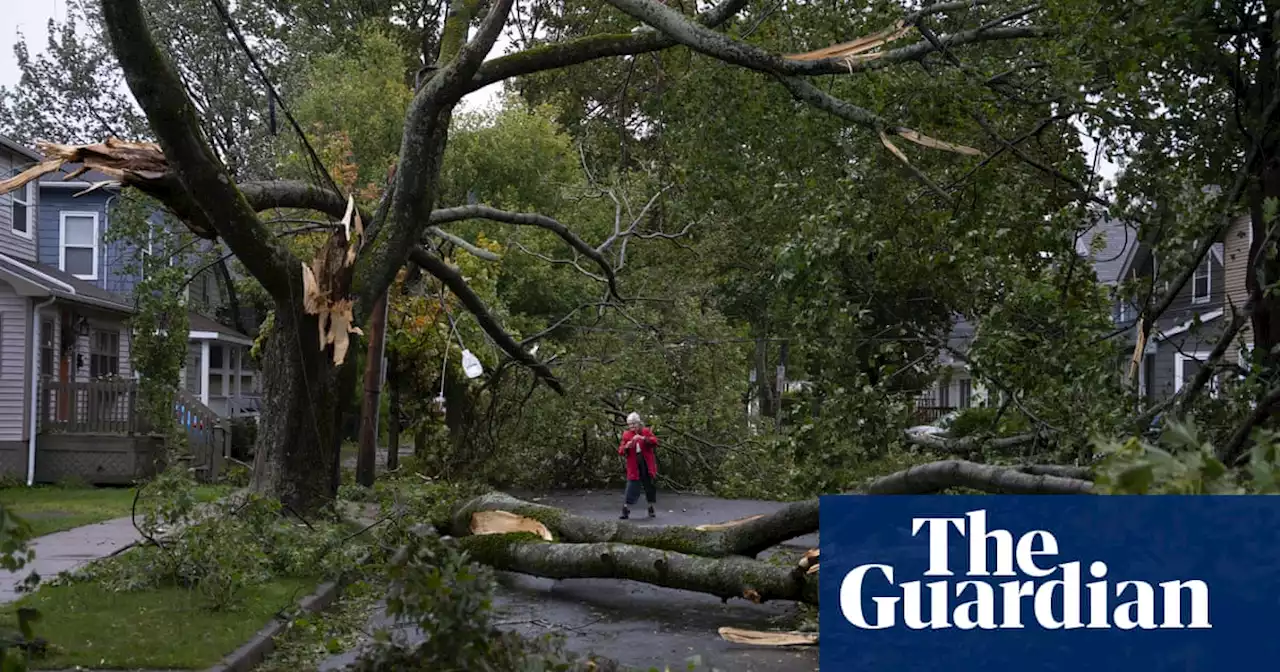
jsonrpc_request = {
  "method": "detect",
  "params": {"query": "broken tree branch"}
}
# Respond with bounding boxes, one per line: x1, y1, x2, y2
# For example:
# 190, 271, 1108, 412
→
431, 204, 623, 300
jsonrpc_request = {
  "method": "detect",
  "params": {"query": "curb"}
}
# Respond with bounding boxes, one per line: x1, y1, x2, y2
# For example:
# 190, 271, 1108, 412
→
204, 579, 345, 672
204, 518, 380, 672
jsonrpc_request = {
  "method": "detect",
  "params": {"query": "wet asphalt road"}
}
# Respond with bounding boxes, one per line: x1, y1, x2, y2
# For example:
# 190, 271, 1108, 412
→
322, 489, 819, 672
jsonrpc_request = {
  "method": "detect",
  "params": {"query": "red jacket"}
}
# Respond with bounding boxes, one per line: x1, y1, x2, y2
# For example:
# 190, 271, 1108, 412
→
618, 427, 658, 480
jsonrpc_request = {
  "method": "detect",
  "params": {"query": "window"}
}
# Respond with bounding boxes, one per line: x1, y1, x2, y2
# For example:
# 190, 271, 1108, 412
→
39, 319, 53, 377
958, 379, 972, 408
1175, 352, 1218, 398
938, 384, 951, 409
60, 212, 99, 279
89, 329, 120, 378
10, 182, 33, 238
210, 344, 223, 369
1192, 255, 1211, 304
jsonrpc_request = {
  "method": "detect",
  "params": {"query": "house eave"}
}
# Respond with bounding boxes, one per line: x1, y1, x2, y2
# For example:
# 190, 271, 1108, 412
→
188, 330, 254, 347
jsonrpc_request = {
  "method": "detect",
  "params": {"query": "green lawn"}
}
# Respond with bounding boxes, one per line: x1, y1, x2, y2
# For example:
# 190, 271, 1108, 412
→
0, 484, 234, 538
0, 577, 314, 669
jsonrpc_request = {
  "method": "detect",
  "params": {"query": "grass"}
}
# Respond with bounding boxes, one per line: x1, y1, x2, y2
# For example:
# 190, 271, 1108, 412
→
0, 577, 315, 669
0, 483, 234, 537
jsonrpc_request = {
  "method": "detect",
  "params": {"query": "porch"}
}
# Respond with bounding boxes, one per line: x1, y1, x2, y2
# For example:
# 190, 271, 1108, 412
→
184, 313, 261, 419
28, 378, 227, 483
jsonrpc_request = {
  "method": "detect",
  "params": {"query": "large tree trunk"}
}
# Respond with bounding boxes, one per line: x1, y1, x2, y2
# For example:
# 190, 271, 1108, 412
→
252, 305, 349, 512
459, 536, 819, 605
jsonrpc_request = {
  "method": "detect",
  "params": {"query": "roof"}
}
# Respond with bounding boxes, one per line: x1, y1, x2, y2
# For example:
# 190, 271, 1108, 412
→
187, 311, 253, 346
0, 134, 42, 163
0, 254, 134, 313
38, 162, 120, 190
1077, 217, 1140, 285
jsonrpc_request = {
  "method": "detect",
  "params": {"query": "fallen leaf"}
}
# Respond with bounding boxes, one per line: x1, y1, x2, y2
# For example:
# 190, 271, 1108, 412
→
743, 589, 762, 603
718, 627, 818, 647
470, 510, 554, 541
694, 514, 765, 531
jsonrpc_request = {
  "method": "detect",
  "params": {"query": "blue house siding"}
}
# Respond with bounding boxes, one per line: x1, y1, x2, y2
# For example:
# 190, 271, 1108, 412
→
37, 187, 144, 298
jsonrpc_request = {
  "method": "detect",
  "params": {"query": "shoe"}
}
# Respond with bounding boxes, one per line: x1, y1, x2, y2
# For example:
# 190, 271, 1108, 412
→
647, 506, 656, 518
620, 507, 630, 520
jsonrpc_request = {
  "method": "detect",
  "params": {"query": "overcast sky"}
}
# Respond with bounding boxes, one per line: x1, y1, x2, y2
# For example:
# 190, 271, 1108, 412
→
0, 0, 65, 90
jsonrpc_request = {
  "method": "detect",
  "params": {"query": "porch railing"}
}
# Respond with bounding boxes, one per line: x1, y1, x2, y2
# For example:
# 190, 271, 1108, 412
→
175, 389, 227, 480
38, 378, 141, 435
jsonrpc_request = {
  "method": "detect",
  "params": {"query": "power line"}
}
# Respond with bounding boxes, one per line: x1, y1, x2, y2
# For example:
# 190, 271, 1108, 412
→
206, 0, 341, 197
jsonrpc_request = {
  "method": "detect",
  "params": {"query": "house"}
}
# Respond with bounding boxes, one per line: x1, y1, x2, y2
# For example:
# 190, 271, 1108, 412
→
915, 211, 1251, 423
1110, 213, 1251, 399
914, 317, 989, 422
33, 151, 262, 419
0, 135, 161, 484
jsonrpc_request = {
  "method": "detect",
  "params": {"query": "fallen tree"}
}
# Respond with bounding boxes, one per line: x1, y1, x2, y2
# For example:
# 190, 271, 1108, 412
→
457, 535, 819, 605
445, 459, 1096, 606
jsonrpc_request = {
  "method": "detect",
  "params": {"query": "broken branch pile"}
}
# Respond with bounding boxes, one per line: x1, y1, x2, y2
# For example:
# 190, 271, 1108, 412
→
445, 459, 1096, 609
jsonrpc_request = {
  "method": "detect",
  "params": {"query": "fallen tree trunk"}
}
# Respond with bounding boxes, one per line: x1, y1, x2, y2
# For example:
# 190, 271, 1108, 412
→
458, 534, 818, 605
451, 460, 1093, 558
864, 460, 1095, 494
451, 492, 817, 558
445, 459, 1094, 607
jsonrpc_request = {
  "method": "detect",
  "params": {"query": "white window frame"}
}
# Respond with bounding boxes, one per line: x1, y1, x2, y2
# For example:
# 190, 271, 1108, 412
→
1191, 255, 1212, 304
1174, 351, 1218, 398
59, 211, 100, 280
10, 181, 34, 238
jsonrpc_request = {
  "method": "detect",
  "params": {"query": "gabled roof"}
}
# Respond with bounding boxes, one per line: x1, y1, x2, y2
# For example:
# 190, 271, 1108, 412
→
1077, 216, 1141, 286
0, 254, 134, 314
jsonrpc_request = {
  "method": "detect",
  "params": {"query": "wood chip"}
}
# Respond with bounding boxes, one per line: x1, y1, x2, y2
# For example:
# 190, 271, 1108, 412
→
718, 627, 818, 647
694, 514, 765, 531
470, 510, 553, 541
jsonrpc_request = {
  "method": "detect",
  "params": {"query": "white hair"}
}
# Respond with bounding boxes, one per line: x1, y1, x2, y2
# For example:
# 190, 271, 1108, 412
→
626, 412, 643, 425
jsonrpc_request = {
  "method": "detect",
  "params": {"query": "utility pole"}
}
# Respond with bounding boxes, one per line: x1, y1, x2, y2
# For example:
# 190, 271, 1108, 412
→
356, 290, 389, 487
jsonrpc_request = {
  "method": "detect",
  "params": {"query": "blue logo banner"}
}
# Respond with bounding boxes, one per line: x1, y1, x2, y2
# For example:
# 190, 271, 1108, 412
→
818, 495, 1280, 671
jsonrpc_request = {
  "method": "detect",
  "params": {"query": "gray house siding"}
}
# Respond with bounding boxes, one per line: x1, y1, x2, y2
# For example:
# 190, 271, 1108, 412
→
0, 283, 31, 442
0, 147, 38, 262
37, 188, 144, 297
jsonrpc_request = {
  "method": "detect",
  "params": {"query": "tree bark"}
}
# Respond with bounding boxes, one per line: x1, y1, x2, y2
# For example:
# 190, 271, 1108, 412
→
251, 305, 348, 512
457, 536, 818, 605
357, 291, 389, 487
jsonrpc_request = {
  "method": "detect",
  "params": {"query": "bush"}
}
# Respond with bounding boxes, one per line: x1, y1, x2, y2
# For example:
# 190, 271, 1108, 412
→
60, 469, 365, 609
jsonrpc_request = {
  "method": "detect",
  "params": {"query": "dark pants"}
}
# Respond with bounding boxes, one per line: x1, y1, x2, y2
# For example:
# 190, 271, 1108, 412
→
625, 458, 657, 506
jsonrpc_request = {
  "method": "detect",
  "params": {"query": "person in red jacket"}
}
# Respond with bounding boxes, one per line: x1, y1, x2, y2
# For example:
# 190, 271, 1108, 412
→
618, 411, 659, 519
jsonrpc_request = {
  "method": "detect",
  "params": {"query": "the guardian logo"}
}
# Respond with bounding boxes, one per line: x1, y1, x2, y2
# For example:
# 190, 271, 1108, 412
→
840, 509, 1212, 631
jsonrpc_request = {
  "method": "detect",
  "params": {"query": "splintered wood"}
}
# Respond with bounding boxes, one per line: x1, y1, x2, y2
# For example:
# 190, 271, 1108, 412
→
798, 548, 819, 575
469, 510, 554, 541
693, 514, 765, 531
0, 138, 220, 239
718, 627, 818, 647
301, 195, 365, 365
785, 20, 913, 67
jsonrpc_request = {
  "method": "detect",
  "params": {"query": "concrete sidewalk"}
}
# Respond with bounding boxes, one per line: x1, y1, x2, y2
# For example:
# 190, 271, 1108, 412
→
0, 516, 141, 604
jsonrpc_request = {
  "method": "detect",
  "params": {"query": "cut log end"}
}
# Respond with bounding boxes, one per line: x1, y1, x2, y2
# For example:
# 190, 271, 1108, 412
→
470, 510, 554, 541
